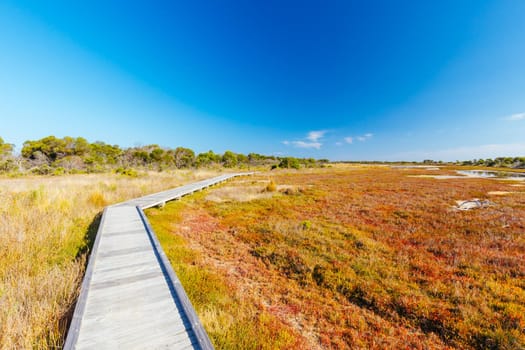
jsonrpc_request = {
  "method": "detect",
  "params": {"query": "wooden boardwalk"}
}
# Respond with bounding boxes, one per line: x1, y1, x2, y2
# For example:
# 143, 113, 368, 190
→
65, 173, 250, 349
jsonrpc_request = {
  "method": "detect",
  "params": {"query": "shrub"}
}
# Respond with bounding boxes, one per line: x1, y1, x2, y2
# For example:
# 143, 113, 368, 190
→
278, 157, 300, 169
301, 220, 312, 230
52, 167, 66, 176
115, 167, 138, 177
88, 192, 107, 207
32, 165, 52, 175
0, 159, 17, 173
265, 180, 277, 192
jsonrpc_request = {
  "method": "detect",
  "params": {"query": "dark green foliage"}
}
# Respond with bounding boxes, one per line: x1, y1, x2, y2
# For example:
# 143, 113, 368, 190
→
173, 147, 195, 168
222, 151, 238, 168
236, 153, 248, 165
31, 164, 53, 175
0, 137, 16, 172
301, 158, 317, 168
149, 147, 164, 162
87, 141, 122, 165
21, 136, 123, 171
247, 153, 277, 167
115, 167, 138, 177
196, 150, 221, 168
0, 135, 330, 174
22, 136, 64, 162
132, 150, 149, 165
0, 159, 17, 172
277, 157, 301, 169
0, 137, 14, 157
461, 157, 525, 168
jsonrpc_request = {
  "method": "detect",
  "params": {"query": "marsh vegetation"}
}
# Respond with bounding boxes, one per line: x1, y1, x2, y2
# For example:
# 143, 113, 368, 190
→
0, 170, 222, 349
148, 166, 525, 349
1, 164, 523, 349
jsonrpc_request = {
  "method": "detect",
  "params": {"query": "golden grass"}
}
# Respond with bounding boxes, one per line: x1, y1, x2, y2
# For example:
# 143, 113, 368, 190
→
0, 170, 223, 349
147, 167, 525, 349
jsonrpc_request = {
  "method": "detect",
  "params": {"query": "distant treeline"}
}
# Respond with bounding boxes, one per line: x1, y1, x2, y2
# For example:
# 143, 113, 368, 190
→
0, 136, 328, 175
456, 157, 525, 168
416, 157, 525, 168
336, 157, 525, 169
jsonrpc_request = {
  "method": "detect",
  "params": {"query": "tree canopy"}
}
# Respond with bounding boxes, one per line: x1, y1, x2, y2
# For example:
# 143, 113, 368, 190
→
0, 135, 329, 175
0, 137, 14, 158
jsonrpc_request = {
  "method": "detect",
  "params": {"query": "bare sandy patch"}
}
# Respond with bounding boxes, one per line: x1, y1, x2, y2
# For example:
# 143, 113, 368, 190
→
276, 184, 301, 193
206, 185, 274, 202
488, 191, 513, 195
409, 175, 466, 179
393, 165, 441, 170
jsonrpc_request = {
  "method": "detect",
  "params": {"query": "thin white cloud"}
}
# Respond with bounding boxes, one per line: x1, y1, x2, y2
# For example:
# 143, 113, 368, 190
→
389, 143, 525, 162
357, 134, 372, 142
343, 132, 372, 144
307, 130, 327, 142
505, 113, 525, 121
290, 141, 321, 149
336, 142, 343, 146
283, 130, 326, 150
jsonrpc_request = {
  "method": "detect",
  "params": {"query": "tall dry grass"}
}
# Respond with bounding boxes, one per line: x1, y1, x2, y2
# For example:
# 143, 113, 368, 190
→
0, 170, 222, 349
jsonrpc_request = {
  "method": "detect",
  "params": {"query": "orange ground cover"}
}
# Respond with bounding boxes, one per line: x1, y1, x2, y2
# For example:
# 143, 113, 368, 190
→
148, 167, 525, 349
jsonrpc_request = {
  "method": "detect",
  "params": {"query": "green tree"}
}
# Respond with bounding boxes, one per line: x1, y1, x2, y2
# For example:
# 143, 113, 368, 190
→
236, 153, 248, 165
87, 141, 122, 166
132, 150, 149, 165
0, 137, 16, 172
302, 158, 317, 168
248, 153, 262, 163
196, 150, 221, 168
476, 159, 485, 166
149, 147, 165, 163
485, 158, 496, 167
278, 157, 300, 169
222, 151, 238, 168
72, 137, 90, 156
22, 136, 67, 163
173, 147, 195, 168
0, 137, 14, 157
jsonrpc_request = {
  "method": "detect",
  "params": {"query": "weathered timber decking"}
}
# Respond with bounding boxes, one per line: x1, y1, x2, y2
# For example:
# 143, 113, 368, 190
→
65, 173, 250, 349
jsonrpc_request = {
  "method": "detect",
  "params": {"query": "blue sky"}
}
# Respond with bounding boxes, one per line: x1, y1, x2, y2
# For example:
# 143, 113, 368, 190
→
1, 1, 524, 161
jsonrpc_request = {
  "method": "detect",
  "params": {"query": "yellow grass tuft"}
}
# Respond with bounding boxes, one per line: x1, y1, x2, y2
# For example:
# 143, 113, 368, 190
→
0, 170, 224, 348
88, 192, 107, 207
265, 180, 277, 192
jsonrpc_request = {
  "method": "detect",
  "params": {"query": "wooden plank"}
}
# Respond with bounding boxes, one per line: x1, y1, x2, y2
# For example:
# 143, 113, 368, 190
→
65, 173, 252, 349
73, 206, 192, 349
113, 173, 252, 209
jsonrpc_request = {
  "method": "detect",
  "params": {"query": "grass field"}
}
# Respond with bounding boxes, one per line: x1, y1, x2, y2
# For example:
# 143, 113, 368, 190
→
0, 170, 222, 349
147, 166, 525, 349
